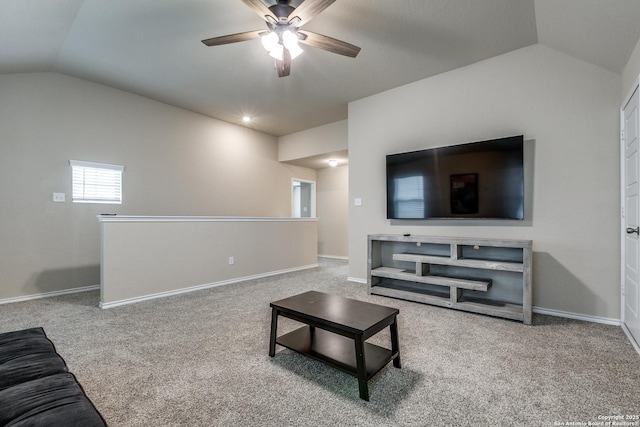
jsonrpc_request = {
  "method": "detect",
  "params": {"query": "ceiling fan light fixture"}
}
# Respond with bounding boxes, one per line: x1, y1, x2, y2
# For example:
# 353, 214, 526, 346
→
282, 30, 298, 49
261, 31, 279, 52
282, 30, 303, 59
202, 0, 361, 77
268, 43, 284, 60
288, 44, 303, 60
262, 29, 302, 61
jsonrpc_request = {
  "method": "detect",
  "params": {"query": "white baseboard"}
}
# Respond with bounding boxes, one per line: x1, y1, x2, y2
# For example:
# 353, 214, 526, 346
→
348, 277, 367, 284
318, 254, 349, 261
0, 285, 100, 305
532, 306, 621, 326
99, 263, 319, 309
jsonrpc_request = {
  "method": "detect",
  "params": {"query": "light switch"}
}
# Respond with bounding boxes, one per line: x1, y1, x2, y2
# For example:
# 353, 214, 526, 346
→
354, 198, 362, 206
53, 193, 65, 202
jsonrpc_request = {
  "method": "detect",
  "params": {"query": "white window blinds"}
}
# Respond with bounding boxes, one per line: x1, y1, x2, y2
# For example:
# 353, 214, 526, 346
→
70, 160, 124, 204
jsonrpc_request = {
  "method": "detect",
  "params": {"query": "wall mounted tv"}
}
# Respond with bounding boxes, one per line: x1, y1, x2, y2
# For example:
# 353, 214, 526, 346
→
386, 135, 524, 220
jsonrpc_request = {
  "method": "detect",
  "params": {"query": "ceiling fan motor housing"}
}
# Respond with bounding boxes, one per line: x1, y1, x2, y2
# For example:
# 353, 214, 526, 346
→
270, 1, 295, 21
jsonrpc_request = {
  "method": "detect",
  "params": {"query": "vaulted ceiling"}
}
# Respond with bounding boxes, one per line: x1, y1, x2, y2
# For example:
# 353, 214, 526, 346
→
3, 0, 640, 136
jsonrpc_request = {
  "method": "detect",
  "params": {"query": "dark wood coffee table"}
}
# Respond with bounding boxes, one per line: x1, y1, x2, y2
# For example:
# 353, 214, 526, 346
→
269, 291, 401, 401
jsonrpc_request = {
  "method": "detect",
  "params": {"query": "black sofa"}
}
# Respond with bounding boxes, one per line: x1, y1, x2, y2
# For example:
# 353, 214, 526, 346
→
0, 327, 107, 426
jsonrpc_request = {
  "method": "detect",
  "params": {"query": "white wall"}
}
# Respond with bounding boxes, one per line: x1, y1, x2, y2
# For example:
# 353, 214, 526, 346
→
0, 72, 315, 301
278, 119, 350, 258
317, 165, 349, 258
278, 120, 347, 161
622, 36, 640, 99
348, 45, 621, 320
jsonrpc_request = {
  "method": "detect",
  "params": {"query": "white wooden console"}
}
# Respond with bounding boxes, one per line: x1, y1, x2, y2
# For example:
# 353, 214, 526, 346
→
367, 235, 532, 324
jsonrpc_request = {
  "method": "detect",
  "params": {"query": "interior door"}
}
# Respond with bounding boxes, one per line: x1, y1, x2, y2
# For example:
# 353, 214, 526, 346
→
623, 85, 640, 348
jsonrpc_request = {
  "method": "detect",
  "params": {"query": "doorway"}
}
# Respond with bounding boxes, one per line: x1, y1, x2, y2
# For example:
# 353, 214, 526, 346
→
622, 81, 640, 350
292, 179, 315, 218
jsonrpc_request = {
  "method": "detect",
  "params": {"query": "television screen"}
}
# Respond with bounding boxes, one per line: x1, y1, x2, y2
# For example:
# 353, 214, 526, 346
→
386, 135, 524, 220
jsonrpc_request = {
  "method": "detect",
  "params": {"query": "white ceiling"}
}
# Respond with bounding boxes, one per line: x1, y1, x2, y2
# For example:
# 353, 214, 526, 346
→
2, 0, 640, 137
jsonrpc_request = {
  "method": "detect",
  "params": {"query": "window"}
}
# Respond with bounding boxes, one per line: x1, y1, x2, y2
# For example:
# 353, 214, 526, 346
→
70, 160, 124, 204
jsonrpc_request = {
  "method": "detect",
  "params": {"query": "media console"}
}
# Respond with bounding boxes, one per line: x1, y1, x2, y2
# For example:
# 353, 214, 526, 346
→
367, 234, 532, 324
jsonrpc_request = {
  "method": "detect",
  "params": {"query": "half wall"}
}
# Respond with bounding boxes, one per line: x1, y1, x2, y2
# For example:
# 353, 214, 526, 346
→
99, 216, 318, 307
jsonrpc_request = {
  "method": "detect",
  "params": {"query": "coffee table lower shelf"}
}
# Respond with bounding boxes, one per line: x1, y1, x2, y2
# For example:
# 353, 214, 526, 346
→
276, 326, 396, 380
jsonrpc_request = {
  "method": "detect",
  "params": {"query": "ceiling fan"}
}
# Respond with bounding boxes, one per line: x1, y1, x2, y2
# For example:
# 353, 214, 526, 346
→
201, 0, 361, 77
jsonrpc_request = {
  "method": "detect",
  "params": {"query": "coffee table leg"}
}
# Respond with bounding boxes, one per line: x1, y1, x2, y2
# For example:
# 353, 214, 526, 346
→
354, 335, 369, 401
269, 308, 279, 357
390, 316, 401, 368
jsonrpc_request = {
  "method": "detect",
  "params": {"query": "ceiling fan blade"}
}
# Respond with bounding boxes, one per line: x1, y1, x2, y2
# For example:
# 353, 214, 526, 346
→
201, 30, 265, 47
276, 48, 292, 77
289, 0, 336, 26
298, 30, 361, 58
240, 0, 278, 22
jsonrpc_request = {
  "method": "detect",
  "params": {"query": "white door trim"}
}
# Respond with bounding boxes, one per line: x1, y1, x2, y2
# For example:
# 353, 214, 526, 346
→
622, 322, 640, 355
621, 74, 640, 354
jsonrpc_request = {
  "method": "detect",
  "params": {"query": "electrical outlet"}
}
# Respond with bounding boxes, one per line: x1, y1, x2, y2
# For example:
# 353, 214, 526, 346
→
53, 193, 65, 202
228, 256, 234, 265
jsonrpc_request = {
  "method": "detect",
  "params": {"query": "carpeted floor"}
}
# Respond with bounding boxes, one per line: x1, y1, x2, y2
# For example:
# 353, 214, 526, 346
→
2, 259, 639, 426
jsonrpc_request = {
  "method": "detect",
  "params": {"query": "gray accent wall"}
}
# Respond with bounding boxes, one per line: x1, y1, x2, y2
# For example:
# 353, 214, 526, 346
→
0, 72, 315, 301
348, 45, 622, 320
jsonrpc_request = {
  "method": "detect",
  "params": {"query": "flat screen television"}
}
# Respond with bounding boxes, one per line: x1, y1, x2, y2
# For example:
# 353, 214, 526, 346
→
386, 135, 524, 220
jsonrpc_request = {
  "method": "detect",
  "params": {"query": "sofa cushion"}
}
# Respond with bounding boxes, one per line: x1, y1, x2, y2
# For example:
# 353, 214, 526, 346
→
0, 327, 68, 390
0, 372, 107, 427
0, 328, 50, 347
0, 329, 57, 361
0, 352, 68, 391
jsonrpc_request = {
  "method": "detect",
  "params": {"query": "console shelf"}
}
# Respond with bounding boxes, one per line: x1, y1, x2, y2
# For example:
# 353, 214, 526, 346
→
392, 253, 524, 272
367, 235, 532, 324
371, 266, 491, 291
276, 326, 394, 379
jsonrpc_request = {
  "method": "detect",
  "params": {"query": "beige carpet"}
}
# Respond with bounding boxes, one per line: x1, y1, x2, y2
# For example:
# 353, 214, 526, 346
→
1, 259, 639, 426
